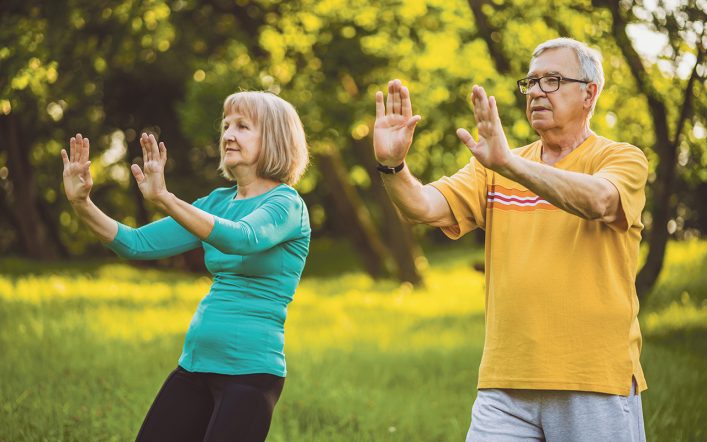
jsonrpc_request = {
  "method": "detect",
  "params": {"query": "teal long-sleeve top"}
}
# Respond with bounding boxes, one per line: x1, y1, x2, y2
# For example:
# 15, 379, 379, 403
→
106, 184, 310, 377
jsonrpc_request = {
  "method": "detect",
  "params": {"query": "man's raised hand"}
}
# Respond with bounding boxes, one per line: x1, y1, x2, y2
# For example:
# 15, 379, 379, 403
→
373, 79, 422, 167
457, 85, 513, 173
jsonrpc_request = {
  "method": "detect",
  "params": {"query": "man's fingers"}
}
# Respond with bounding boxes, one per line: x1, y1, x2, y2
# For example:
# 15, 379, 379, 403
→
375, 91, 385, 119
130, 164, 145, 184
405, 115, 422, 129
456, 128, 477, 150
489, 96, 502, 125
386, 81, 394, 116
61, 149, 70, 167
393, 80, 402, 114
401, 86, 413, 118
475, 86, 490, 119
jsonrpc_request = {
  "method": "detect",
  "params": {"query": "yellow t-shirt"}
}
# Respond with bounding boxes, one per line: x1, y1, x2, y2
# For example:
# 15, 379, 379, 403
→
430, 134, 649, 396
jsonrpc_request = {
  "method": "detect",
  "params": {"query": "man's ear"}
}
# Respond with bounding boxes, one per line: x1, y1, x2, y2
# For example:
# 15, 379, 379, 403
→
584, 83, 599, 111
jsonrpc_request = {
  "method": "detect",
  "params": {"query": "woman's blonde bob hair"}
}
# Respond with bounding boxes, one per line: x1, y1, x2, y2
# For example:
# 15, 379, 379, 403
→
219, 91, 309, 185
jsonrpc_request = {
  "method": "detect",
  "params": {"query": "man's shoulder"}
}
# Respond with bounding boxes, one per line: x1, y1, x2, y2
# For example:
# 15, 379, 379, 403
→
589, 135, 647, 162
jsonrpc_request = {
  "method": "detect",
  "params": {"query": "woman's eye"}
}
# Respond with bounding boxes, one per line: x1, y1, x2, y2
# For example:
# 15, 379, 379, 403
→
223, 124, 229, 130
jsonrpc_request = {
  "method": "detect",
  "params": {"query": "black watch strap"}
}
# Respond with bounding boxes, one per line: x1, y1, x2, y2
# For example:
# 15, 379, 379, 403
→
376, 161, 405, 174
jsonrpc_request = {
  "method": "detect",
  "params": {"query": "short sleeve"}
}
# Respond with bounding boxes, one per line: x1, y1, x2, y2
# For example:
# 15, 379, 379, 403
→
428, 157, 488, 239
593, 144, 648, 232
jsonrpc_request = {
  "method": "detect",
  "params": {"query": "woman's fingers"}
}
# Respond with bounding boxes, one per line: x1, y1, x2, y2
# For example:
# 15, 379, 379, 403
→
149, 134, 160, 160
75, 134, 84, 162
81, 161, 92, 179
69, 136, 76, 162
130, 164, 145, 184
140, 133, 149, 162
159, 142, 167, 162
80, 136, 90, 163
61, 149, 70, 167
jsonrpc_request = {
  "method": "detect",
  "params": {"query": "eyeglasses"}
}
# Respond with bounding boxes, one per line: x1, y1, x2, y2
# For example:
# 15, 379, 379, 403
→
517, 75, 590, 94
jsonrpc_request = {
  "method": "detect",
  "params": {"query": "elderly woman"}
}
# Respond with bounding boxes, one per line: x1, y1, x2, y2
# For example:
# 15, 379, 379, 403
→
61, 91, 310, 442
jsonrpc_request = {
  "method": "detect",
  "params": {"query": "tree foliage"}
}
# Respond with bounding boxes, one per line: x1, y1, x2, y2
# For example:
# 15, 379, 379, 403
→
1, 0, 704, 294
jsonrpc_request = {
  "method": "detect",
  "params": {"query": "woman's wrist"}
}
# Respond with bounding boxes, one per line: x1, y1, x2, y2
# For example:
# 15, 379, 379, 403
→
70, 197, 91, 210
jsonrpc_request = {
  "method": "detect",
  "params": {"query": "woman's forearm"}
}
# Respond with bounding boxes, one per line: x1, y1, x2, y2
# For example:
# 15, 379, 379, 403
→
71, 198, 119, 242
154, 192, 215, 240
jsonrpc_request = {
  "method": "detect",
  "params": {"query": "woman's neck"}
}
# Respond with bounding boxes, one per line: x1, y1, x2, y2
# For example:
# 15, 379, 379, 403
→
234, 176, 280, 199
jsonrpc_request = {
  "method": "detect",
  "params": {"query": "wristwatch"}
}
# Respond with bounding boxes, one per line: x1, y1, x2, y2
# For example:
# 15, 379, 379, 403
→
376, 161, 405, 174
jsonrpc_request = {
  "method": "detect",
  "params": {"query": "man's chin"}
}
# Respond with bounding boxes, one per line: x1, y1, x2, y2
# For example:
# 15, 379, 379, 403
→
530, 120, 554, 132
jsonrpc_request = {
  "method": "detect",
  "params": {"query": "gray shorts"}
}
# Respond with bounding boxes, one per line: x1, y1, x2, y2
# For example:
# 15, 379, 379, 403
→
466, 378, 646, 442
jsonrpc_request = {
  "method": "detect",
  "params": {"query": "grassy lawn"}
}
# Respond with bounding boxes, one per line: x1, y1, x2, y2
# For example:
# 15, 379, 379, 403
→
0, 239, 705, 441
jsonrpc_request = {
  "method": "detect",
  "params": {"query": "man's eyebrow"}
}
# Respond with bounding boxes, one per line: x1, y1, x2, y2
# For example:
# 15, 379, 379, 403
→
527, 70, 563, 77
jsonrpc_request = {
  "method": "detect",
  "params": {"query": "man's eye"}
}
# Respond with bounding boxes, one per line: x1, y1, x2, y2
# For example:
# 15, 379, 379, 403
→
223, 124, 229, 130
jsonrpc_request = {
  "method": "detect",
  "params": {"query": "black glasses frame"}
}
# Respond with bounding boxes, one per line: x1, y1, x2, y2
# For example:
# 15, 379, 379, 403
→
517, 75, 590, 94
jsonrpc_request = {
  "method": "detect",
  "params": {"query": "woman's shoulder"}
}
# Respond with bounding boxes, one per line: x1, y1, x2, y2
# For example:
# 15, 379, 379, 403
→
270, 183, 300, 198
192, 186, 236, 208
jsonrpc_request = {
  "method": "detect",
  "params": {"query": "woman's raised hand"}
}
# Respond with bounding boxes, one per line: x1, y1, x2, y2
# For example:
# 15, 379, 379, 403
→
373, 79, 422, 167
61, 134, 93, 204
131, 133, 169, 203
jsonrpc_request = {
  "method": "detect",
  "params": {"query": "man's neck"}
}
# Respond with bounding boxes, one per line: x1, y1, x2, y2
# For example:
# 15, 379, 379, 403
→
539, 123, 594, 166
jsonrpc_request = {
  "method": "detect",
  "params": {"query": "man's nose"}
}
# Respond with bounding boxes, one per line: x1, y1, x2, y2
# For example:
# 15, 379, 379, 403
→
527, 82, 545, 98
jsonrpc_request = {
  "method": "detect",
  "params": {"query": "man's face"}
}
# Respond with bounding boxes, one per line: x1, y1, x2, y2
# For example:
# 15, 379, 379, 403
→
525, 47, 590, 134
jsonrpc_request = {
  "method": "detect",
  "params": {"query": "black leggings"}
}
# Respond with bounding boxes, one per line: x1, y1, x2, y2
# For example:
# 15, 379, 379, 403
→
135, 366, 285, 442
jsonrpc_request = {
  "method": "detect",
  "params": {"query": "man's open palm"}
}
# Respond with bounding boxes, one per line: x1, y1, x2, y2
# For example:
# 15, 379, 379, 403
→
373, 79, 421, 166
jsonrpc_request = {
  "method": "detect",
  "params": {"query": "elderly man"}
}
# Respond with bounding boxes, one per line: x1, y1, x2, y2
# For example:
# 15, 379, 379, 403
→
373, 38, 648, 441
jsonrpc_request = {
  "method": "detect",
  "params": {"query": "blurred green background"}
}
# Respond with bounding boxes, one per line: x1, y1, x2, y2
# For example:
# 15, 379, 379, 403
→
1, 0, 705, 440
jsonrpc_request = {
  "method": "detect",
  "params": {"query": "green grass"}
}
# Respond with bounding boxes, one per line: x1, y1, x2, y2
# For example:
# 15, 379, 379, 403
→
0, 240, 705, 441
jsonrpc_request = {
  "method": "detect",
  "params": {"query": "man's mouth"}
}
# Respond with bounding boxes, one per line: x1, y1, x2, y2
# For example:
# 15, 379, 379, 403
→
531, 106, 550, 112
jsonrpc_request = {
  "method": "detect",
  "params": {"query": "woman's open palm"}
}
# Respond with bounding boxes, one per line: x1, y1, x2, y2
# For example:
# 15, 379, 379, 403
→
61, 134, 93, 203
131, 133, 169, 202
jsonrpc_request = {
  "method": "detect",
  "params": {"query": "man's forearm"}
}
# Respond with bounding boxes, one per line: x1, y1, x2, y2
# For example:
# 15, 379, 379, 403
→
380, 165, 431, 223
500, 156, 619, 222
380, 164, 455, 227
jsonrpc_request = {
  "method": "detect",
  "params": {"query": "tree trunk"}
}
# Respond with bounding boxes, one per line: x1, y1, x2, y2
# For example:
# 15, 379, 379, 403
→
352, 138, 424, 286
0, 114, 62, 259
315, 148, 393, 279
596, 0, 698, 299
466, 0, 527, 111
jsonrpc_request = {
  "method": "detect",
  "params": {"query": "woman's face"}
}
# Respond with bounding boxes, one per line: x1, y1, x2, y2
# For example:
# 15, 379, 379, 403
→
221, 111, 262, 172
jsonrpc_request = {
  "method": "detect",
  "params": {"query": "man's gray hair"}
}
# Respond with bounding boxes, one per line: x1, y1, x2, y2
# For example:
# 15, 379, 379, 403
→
532, 38, 604, 117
